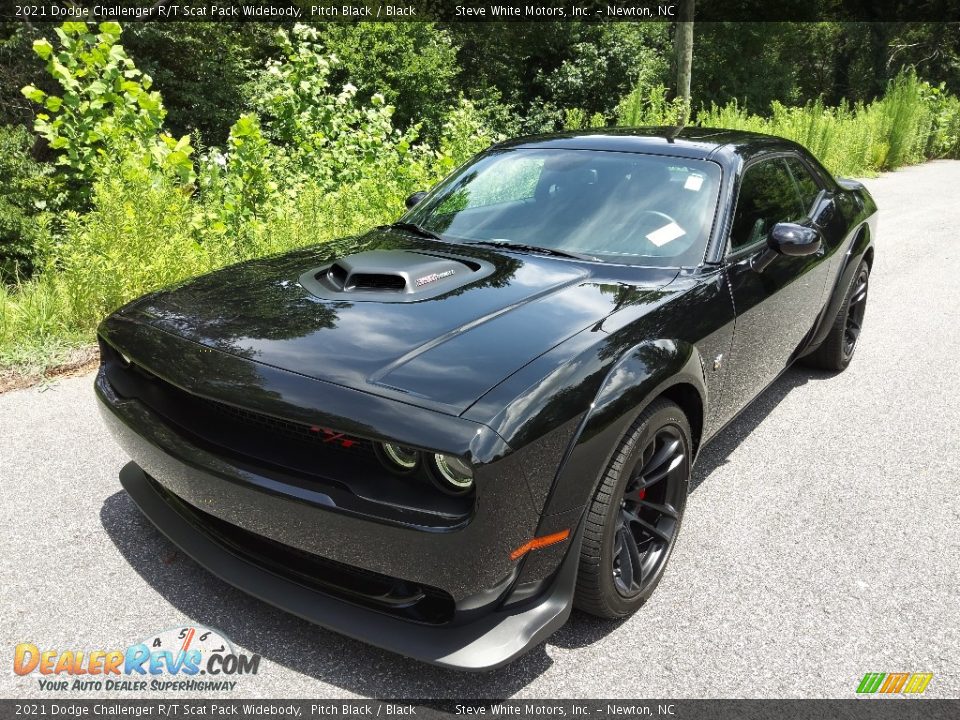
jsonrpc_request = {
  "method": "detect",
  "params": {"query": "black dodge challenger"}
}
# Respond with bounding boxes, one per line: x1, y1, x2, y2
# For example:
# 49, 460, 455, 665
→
97, 128, 876, 670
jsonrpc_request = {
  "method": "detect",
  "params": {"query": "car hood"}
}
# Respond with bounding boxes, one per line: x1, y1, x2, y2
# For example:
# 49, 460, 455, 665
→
123, 229, 678, 414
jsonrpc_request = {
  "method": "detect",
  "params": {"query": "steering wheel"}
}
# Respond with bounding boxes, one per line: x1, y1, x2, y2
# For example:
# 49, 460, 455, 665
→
633, 210, 679, 227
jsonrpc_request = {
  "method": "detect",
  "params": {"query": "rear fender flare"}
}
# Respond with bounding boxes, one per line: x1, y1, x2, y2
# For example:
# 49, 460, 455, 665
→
812, 220, 874, 348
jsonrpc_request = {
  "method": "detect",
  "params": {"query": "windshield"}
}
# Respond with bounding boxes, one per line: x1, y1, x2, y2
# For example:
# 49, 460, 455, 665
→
404, 148, 722, 266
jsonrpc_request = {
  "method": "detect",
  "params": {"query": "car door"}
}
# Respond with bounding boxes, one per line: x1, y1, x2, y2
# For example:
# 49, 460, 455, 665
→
714, 155, 832, 426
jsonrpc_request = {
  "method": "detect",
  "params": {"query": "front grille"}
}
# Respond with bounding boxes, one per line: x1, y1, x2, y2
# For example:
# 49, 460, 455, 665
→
149, 476, 456, 624
199, 396, 372, 456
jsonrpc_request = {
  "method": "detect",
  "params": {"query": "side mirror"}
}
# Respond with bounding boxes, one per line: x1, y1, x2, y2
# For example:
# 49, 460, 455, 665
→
769, 222, 821, 256
405, 191, 428, 209
752, 223, 821, 272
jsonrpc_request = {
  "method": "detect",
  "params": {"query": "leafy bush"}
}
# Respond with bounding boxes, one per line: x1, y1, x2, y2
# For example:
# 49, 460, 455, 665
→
432, 98, 501, 173
0, 125, 56, 284
197, 113, 281, 250
319, 23, 458, 142
20, 21, 193, 206
122, 23, 277, 146
562, 108, 606, 130
539, 24, 670, 121
923, 84, 960, 158
251, 24, 419, 190
617, 83, 689, 127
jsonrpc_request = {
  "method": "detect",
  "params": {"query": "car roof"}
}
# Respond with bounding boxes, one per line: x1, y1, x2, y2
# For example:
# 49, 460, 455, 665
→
492, 126, 798, 164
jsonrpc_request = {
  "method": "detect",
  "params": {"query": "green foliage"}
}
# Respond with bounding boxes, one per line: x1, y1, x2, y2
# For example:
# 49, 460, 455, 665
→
562, 108, 607, 130
122, 22, 278, 146
922, 83, 960, 158
615, 71, 960, 177
538, 24, 670, 120
449, 22, 670, 134
714, 72, 956, 176
0, 142, 435, 364
197, 113, 280, 250
0, 19, 502, 371
1, 23, 51, 128
251, 24, 419, 190
5, 18, 960, 376
319, 23, 458, 141
433, 98, 501, 173
617, 83, 689, 127
0, 125, 57, 283
20, 21, 193, 205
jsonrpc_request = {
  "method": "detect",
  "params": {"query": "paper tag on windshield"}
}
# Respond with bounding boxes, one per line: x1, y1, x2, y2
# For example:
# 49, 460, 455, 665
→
684, 174, 704, 191
647, 222, 686, 247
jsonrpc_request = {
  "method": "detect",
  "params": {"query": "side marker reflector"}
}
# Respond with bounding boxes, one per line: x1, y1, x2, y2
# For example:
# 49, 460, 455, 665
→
510, 529, 571, 561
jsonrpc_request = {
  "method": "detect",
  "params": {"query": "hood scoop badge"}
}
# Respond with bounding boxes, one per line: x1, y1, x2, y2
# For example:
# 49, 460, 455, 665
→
300, 249, 495, 303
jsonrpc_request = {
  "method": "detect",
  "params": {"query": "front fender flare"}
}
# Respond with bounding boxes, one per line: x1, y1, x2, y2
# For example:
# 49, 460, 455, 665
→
540, 339, 706, 519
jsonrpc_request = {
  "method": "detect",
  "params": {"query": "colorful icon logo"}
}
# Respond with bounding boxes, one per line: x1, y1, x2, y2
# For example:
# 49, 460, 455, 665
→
856, 672, 933, 695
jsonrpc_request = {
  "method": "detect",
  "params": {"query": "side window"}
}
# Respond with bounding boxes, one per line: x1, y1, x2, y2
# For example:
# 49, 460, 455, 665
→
784, 156, 821, 214
729, 159, 805, 252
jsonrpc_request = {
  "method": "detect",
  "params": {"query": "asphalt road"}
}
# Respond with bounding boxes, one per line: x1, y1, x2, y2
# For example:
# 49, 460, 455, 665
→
1, 161, 958, 700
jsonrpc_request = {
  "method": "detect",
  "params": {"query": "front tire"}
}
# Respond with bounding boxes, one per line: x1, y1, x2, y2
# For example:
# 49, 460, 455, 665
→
804, 260, 870, 371
574, 400, 691, 619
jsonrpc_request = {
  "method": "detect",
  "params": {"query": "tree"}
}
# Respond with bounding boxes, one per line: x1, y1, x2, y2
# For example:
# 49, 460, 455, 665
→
675, 0, 695, 122
448, 22, 670, 132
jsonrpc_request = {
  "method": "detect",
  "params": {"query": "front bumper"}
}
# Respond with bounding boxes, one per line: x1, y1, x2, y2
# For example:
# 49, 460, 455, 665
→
96, 351, 580, 669
118, 461, 579, 670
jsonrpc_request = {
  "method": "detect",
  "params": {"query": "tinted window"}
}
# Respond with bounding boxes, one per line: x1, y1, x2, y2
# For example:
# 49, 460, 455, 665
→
729, 159, 804, 251
405, 149, 722, 267
784, 156, 821, 213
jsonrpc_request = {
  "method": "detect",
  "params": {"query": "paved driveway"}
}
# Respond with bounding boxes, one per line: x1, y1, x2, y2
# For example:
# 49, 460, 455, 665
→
1, 161, 958, 699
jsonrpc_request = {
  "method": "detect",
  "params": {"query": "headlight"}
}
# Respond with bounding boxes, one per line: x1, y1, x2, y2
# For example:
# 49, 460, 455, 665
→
429, 453, 474, 494
375, 443, 420, 474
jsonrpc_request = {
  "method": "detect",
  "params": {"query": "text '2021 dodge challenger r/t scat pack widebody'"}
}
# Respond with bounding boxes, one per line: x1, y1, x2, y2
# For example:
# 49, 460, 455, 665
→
96, 128, 876, 670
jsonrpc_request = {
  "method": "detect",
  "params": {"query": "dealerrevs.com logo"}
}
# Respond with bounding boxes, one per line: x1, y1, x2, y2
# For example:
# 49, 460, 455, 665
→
13, 626, 260, 693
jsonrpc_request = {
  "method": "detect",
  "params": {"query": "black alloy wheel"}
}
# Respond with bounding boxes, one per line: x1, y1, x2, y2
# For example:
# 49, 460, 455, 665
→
612, 425, 687, 598
803, 259, 870, 371
843, 267, 869, 360
575, 399, 691, 618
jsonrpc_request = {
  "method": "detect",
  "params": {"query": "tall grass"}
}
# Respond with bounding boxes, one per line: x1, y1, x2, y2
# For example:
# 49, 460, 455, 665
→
0, 152, 439, 371
0, 90, 496, 374
618, 71, 960, 177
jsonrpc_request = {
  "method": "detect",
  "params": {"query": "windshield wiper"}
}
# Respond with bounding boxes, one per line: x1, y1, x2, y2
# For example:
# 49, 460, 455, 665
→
467, 240, 601, 262
389, 221, 445, 242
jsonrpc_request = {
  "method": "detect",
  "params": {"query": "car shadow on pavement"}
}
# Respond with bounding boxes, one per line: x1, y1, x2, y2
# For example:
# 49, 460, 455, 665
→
98, 366, 829, 695
688, 365, 827, 493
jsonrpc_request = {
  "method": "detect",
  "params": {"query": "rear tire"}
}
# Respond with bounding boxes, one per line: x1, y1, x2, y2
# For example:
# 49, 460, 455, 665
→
574, 400, 691, 619
804, 260, 870, 371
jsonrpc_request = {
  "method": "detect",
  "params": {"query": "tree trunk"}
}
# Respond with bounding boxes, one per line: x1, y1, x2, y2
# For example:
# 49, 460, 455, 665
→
675, 0, 695, 123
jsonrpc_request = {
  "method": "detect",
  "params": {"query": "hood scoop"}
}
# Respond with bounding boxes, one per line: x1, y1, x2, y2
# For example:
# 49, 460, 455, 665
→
300, 249, 494, 302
